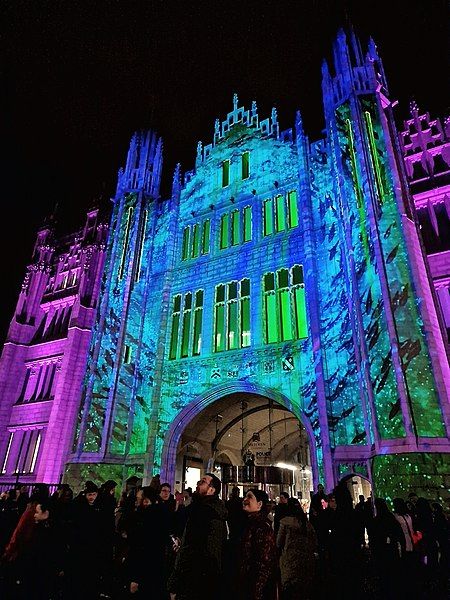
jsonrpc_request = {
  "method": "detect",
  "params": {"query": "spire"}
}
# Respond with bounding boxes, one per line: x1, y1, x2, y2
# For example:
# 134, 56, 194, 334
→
171, 163, 182, 199
116, 130, 163, 198
233, 92, 238, 111
196, 141, 203, 168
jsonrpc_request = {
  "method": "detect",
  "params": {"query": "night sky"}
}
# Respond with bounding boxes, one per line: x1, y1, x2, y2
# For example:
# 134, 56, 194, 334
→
2, 0, 449, 344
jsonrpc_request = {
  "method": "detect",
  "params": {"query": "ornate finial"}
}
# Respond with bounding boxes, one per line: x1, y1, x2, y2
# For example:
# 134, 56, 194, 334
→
196, 141, 203, 160
172, 163, 181, 198
321, 59, 330, 78
409, 100, 419, 115
233, 93, 238, 111
214, 118, 220, 135
251, 100, 257, 118
271, 107, 278, 126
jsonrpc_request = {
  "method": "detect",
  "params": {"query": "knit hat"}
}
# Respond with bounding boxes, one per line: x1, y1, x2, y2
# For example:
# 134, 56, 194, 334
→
85, 482, 99, 494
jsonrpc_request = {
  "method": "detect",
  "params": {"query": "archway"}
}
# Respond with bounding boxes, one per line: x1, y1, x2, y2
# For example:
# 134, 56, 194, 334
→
160, 383, 317, 500
339, 473, 372, 505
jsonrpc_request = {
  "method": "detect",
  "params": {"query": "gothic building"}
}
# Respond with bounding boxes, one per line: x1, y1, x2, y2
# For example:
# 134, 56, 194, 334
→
0, 31, 448, 501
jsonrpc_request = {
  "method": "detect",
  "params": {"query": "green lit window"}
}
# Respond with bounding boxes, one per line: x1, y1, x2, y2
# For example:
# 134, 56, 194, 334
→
263, 266, 307, 343
135, 209, 148, 282
240, 278, 251, 347
222, 160, 230, 187
364, 111, 384, 203
169, 295, 181, 360
201, 220, 210, 254
182, 227, 190, 261
123, 344, 132, 364
287, 191, 299, 228
214, 279, 251, 352
242, 152, 250, 179
191, 224, 200, 258
214, 284, 226, 352
169, 291, 203, 359
231, 210, 240, 246
243, 206, 252, 242
192, 290, 203, 356
275, 195, 286, 232
263, 199, 274, 236
220, 213, 229, 250
118, 206, 134, 280
180, 293, 192, 358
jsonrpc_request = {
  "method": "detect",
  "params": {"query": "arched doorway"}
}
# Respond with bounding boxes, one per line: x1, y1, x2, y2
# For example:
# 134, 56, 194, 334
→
340, 473, 372, 505
160, 388, 317, 503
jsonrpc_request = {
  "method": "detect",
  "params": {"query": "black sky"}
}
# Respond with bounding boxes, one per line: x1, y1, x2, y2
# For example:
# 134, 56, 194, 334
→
1, 0, 449, 343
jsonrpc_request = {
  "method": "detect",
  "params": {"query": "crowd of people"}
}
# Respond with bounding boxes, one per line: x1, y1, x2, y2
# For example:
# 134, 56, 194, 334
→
0, 474, 448, 599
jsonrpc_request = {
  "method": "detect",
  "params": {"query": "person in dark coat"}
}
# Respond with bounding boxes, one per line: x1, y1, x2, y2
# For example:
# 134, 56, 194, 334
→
1, 500, 64, 599
127, 486, 170, 598
68, 482, 111, 599
273, 492, 289, 536
370, 498, 404, 600
168, 473, 227, 600
238, 489, 278, 600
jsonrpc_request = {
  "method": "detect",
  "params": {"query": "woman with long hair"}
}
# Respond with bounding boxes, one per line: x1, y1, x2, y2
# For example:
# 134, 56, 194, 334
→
277, 498, 317, 600
238, 489, 278, 600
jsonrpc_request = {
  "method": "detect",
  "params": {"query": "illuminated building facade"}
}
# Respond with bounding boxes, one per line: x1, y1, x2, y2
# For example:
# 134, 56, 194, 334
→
0, 31, 449, 500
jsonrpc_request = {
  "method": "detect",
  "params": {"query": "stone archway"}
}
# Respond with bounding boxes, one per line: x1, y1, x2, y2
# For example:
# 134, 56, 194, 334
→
159, 381, 318, 490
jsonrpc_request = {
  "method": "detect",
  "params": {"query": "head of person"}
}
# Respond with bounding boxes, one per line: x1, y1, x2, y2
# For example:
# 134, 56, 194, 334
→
102, 480, 118, 496
374, 498, 390, 517
85, 482, 98, 505
126, 476, 139, 493
327, 494, 337, 510
31, 483, 49, 504
34, 501, 50, 523
230, 486, 240, 499
140, 486, 157, 507
392, 497, 408, 515
287, 497, 307, 528
279, 492, 289, 505
160, 483, 171, 501
408, 492, 418, 506
318, 484, 324, 494
359, 495, 365, 503
243, 489, 270, 516
196, 473, 221, 497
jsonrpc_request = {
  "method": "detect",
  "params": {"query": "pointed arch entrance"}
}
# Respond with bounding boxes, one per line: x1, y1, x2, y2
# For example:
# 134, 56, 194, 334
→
160, 382, 318, 498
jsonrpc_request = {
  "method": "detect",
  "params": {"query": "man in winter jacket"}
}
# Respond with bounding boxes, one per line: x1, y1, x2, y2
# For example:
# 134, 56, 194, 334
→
168, 473, 227, 600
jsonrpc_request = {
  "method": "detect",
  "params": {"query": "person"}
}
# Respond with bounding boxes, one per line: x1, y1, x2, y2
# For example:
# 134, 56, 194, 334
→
226, 486, 247, 544
0, 489, 19, 555
354, 494, 366, 546
392, 497, 419, 597
168, 473, 227, 600
2, 500, 64, 599
277, 497, 317, 600
127, 486, 170, 598
274, 491, 289, 535
183, 487, 193, 507
237, 489, 278, 600
160, 482, 177, 511
370, 498, 404, 599
69, 481, 111, 599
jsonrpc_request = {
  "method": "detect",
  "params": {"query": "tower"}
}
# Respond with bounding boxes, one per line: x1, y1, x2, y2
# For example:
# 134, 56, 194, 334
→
66, 131, 165, 486
317, 30, 449, 497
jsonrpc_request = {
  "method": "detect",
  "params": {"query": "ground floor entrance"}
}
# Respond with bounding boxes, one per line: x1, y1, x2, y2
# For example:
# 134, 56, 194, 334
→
171, 392, 314, 506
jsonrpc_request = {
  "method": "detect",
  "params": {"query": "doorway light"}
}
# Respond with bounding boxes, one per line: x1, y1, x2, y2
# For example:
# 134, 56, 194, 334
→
275, 462, 298, 471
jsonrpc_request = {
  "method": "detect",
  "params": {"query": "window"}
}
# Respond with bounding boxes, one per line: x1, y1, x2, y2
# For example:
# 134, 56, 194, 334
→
263, 199, 274, 236
135, 209, 148, 282
123, 345, 132, 364
18, 361, 59, 404
243, 206, 252, 242
169, 291, 204, 359
2, 429, 43, 475
264, 191, 298, 236
118, 206, 134, 280
220, 213, 229, 249
275, 194, 286, 232
287, 191, 299, 228
222, 160, 230, 187
201, 220, 210, 255
182, 220, 210, 260
263, 265, 307, 343
242, 152, 250, 179
231, 210, 240, 246
182, 227, 190, 261
214, 279, 251, 352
